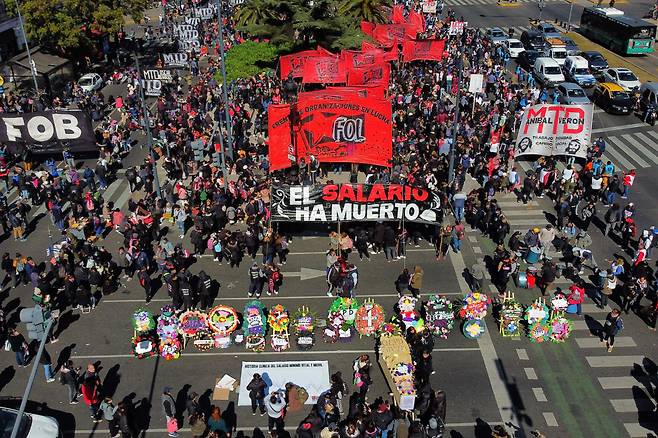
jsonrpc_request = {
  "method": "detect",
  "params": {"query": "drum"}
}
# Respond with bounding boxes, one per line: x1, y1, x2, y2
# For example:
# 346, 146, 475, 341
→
517, 271, 528, 289
526, 246, 541, 264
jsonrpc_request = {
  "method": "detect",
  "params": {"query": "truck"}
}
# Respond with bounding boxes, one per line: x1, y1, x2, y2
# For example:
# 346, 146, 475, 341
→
543, 37, 568, 66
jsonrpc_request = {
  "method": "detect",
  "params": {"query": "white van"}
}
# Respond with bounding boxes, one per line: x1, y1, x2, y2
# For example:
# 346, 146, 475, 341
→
564, 56, 597, 87
533, 57, 565, 87
543, 38, 568, 66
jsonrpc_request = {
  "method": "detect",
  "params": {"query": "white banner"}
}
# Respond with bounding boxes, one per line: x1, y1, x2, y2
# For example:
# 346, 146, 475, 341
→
142, 69, 174, 83
449, 21, 467, 35
468, 74, 484, 93
422, 0, 437, 13
179, 40, 201, 51
515, 104, 593, 158
185, 17, 201, 26
173, 24, 194, 36
237, 361, 330, 406
141, 79, 162, 97
194, 7, 214, 19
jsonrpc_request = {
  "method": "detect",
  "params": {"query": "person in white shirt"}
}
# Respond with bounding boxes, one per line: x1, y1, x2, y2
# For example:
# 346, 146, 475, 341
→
265, 390, 287, 433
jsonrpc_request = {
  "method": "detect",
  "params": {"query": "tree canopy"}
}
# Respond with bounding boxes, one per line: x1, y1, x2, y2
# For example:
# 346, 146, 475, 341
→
13, 0, 148, 52
235, 0, 389, 52
220, 41, 279, 83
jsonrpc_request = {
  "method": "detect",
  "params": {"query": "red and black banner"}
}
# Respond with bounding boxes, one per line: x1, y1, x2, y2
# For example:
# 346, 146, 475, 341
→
372, 24, 414, 47
294, 91, 392, 167
409, 10, 425, 34
268, 104, 293, 171
402, 39, 445, 62
271, 184, 443, 223
340, 49, 385, 69
347, 63, 390, 89
301, 56, 346, 84
279, 49, 328, 79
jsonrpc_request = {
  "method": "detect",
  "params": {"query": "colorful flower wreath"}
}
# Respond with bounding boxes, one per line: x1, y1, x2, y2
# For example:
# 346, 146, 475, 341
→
132, 308, 156, 334
157, 310, 180, 340
179, 310, 209, 336
355, 300, 385, 336
159, 337, 181, 360
528, 321, 552, 343
459, 292, 490, 320
329, 297, 359, 326
271, 333, 290, 352
462, 318, 487, 339
207, 305, 239, 334
500, 299, 524, 336
323, 311, 344, 343
243, 300, 267, 336
293, 306, 315, 335
391, 363, 416, 396
525, 299, 550, 325
378, 322, 402, 337
132, 333, 158, 359
551, 293, 568, 312
424, 295, 455, 339
549, 311, 573, 343
268, 304, 290, 333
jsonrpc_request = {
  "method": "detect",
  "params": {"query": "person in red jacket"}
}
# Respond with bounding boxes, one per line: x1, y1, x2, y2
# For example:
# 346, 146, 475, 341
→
568, 281, 586, 316
81, 363, 102, 422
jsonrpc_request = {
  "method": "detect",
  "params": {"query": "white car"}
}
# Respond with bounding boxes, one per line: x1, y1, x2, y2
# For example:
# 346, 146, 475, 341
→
486, 27, 508, 45
503, 39, 525, 58
602, 68, 641, 92
0, 406, 61, 438
77, 73, 103, 92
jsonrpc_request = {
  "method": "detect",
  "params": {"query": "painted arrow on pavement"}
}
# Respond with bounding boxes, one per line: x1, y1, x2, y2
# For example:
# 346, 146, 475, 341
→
282, 267, 326, 281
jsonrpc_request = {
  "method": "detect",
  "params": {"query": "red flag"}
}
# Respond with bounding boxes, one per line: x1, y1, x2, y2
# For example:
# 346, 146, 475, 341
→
383, 44, 399, 61
268, 104, 293, 171
392, 4, 405, 24
362, 41, 378, 52
316, 45, 337, 58
302, 56, 347, 84
409, 10, 425, 34
402, 39, 445, 62
361, 21, 376, 36
340, 49, 385, 69
373, 24, 415, 47
347, 62, 390, 89
326, 86, 386, 100
279, 50, 322, 79
294, 92, 392, 167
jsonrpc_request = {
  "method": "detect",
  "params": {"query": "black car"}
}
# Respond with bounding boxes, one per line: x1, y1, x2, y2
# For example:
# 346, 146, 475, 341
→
593, 84, 634, 115
581, 51, 609, 74
520, 30, 545, 51
517, 50, 542, 71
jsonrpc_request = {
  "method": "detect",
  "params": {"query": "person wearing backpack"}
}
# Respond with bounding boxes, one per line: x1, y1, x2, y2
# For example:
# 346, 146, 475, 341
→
602, 308, 623, 352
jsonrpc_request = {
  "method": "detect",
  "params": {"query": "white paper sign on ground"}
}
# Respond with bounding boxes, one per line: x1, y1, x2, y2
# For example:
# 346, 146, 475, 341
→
237, 361, 330, 406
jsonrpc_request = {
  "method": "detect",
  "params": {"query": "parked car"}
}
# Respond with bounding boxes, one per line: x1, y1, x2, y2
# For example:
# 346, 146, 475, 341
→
503, 38, 525, 58
0, 406, 61, 438
558, 36, 579, 55
556, 82, 591, 105
534, 22, 561, 38
77, 73, 103, 92
580, 50, 609, 74
563, 56, 597, 87
486, 27, 508, 45
533, 57, 565, 87
517, 50, 542, 71
520, 29, 545, 51
593, 82, 635, 114
602, 68, 641, 92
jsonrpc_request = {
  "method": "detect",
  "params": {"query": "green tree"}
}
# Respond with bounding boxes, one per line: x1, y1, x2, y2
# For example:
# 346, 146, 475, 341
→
338, 0, 390, 24
235, 0, 277, 27
13, 0, 148, 52
219, 41, 278, 83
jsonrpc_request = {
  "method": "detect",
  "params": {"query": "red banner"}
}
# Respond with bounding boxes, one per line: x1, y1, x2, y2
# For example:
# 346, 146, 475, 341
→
268, 104, 293, 171
362, 41, 398, 61
392, 4, 405, 24
340, 49, 385, 69
326, 86, 386, 100
347, 63, 390, 89
294, 92, 392, 167
402, 39, 445, 62
302, 56, 346, 84
409, 10, 425, 34
372, 24, 413, 47
279, 50, 322, 79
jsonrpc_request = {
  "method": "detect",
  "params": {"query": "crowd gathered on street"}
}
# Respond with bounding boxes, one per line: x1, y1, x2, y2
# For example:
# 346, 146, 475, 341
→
0, 0, 656, 436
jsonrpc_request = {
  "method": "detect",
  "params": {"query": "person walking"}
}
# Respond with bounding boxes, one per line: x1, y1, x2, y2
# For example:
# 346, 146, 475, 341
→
39, 348, 56, 383
59, 360, 80, 404
7, 328, 29, 367
265, 390, 287, 434
162, 386, 179, 437
408, 266, 424, 297
246, 373, 267, 415
247, 262, 264, 298
138, 266, 152, 302
602, 309, 624, 352
99, 397, 119, 437
353, 354, 372, 400
81, 364, 102, 422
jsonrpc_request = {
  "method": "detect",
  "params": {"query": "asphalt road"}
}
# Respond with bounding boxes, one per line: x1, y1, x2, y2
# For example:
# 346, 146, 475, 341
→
1, 2, 658, 437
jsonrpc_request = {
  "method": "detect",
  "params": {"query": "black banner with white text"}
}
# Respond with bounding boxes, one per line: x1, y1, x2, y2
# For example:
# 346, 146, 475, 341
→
0, 110, 95, 149
271, 184, 442, 223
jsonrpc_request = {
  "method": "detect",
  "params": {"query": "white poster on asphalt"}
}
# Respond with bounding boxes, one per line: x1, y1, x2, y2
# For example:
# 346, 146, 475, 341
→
515, 104, 593, 158
237, 361, 330, 406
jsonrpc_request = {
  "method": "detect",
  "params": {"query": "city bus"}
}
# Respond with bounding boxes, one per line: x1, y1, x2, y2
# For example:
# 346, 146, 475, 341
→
579, 7, 656, 55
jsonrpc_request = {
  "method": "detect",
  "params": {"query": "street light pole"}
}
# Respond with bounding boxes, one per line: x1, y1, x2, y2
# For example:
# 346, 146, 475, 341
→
13, 0, 39, 94
448, 67, 462, 185
567, 1, 574, 31
214, 0, 234, 161
133, 53, 162, 199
